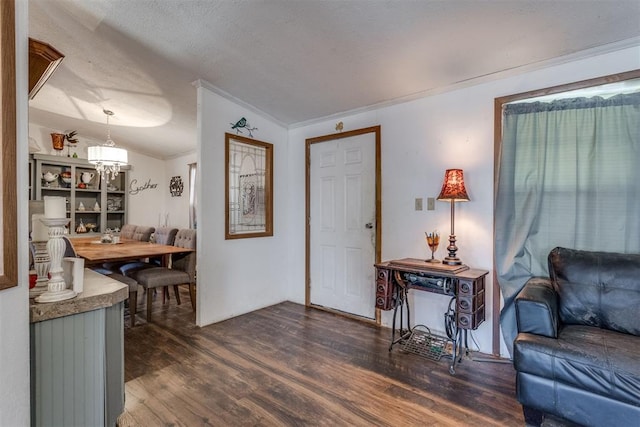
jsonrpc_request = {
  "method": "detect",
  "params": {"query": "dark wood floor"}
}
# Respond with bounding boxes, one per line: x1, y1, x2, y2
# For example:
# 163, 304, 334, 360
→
120, 288, 524, 426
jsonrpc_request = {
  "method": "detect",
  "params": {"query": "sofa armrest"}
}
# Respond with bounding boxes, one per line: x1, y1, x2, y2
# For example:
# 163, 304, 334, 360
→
515, 277, 559, 338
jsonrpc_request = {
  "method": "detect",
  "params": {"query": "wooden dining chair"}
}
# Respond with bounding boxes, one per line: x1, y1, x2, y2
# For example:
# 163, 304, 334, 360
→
131, 229, 197, 322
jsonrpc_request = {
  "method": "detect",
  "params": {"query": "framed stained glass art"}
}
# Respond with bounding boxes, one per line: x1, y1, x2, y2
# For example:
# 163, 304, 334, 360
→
225, 133, 273, 239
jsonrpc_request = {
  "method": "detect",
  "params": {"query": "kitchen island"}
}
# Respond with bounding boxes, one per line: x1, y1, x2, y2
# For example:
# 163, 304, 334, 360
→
30, 269, 128, 427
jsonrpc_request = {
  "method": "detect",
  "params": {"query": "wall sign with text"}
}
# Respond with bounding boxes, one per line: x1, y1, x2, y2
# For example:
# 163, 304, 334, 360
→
129, 178, 158, 195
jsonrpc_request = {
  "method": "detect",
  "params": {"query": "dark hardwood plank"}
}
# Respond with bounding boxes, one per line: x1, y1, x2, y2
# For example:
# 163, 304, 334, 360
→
121, 290, 524, 426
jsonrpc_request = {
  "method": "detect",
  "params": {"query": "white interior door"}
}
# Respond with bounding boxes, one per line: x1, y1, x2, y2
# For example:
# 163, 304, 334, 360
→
309, 133, 376, 319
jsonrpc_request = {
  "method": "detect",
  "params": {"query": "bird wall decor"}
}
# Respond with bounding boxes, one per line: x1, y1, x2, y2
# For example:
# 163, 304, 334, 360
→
230, 117, 258, 137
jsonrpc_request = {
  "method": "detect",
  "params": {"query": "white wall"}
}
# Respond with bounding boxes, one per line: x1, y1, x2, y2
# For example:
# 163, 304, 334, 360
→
0, 0, 31, 424
29, 123, 88, 157
126, 151, 165, 227
287, 45, 640, 356
163, 152, 196, 229
196, 84, 289, 326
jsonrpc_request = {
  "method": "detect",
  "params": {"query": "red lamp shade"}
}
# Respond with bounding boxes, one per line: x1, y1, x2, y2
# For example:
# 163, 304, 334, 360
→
437, 169, 470, 202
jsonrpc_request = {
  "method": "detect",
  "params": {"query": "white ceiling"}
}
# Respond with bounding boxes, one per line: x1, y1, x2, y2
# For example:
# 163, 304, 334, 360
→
28, 0, 640, 159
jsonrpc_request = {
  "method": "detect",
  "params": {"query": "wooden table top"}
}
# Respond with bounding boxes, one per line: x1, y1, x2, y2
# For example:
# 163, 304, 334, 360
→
70, 236, 193, 264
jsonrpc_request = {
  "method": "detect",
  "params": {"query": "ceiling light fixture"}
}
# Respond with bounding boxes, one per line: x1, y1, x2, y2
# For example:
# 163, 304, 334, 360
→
88, 109, 128, 182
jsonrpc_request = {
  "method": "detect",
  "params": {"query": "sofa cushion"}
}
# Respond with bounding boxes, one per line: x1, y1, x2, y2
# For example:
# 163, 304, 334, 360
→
514, 325, 640, 408
548, 247, 640, 335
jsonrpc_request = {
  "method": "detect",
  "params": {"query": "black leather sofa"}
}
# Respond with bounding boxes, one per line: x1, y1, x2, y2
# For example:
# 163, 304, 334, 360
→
513, 247, 640, 426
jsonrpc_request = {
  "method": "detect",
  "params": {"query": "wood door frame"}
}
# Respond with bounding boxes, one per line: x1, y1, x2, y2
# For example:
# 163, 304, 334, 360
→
0, 0, 17, 290
305, 125, 382, 324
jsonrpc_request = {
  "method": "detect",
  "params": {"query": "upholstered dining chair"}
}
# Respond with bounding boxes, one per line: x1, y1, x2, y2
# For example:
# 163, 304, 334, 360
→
119, 224, 137, 239
132, 225, 155, 242
62, 236, 77, 257
152, 226, 179, 247
118, 227, 178, 276
131, 229, 197, 322
103, 225, 156, 273
149, 226, 179, 265
98, 224, 140, 273
107, 273, 140, 327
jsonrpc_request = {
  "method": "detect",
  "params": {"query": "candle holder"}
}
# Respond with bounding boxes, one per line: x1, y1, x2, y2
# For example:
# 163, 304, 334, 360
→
29, 241, 50, 298
425, 231, 440, 263
35, 218, 77, 303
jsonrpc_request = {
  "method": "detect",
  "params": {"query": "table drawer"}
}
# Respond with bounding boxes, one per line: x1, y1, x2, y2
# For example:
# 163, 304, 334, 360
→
457, 276, 485, 296
457, 289, 485, 313
375, 268, 394, 310
457, 305, 485, 329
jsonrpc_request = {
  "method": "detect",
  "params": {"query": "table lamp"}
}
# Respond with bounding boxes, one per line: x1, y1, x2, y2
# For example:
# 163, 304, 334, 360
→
437, 169, 469, 266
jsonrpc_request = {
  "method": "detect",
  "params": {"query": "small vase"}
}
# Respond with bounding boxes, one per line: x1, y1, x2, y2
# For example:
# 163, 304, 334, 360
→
50, 133, 65, 155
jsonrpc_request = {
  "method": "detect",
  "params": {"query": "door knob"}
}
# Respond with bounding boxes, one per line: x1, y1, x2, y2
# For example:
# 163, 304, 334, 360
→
365, 223, 373, 229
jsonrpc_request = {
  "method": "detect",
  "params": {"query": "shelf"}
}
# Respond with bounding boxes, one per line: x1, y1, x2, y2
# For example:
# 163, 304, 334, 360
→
41, 186, 70, 191
31, 154, 129, 236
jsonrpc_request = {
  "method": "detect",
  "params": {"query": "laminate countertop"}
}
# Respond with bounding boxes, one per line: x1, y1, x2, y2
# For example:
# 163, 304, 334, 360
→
30, 268, 128, 323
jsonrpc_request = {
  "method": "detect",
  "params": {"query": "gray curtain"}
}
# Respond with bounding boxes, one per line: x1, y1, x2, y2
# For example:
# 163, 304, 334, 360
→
495, 93, 640, 355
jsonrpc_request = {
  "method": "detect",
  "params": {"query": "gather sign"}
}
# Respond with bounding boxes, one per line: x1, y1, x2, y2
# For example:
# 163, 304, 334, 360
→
129, 178, 158, 195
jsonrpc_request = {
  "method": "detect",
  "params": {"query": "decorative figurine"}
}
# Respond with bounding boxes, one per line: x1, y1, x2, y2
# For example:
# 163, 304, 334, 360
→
230, 117, 258, 137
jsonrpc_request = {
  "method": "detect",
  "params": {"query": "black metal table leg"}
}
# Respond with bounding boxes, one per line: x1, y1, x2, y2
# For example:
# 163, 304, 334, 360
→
449, 329, 470, 375
449, 327, 461, 375
389, 286, 411, 351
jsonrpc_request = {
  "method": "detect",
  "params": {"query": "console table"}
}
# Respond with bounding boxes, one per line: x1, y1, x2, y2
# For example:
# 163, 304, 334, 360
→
374, 258, 488, 374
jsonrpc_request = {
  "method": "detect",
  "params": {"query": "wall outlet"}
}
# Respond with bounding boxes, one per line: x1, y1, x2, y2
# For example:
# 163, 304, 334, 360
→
427, 197, 435, 210
415, 198, 423, 211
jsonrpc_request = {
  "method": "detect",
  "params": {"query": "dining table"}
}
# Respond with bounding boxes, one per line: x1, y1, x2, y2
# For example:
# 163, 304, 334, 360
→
70, 236, 193, 267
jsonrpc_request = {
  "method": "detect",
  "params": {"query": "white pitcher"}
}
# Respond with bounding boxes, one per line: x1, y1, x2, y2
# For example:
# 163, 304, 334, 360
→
81, 172, 94, 183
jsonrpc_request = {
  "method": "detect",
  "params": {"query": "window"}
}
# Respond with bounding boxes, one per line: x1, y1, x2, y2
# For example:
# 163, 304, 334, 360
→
189, 163, 197, 229
494, 71, 640, 354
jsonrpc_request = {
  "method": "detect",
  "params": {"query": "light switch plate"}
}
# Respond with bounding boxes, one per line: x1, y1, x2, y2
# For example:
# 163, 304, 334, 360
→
427, 197, 435, 210
415, 198, 423, 211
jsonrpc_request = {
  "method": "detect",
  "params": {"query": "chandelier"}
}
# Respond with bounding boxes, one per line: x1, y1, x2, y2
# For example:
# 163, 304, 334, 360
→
88, 109, 128, 182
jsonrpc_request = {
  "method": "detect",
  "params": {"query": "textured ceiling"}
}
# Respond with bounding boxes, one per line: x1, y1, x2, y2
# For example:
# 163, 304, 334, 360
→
28, 0, 640, 159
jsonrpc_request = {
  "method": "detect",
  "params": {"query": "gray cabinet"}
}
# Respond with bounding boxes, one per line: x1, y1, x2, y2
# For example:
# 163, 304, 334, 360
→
30, 304, 124, 427
31, 154, 129, 236
29, 269, 128, 426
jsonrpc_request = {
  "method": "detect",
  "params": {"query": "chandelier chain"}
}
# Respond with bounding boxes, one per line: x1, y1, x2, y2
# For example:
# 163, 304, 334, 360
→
88, 109, 128, 183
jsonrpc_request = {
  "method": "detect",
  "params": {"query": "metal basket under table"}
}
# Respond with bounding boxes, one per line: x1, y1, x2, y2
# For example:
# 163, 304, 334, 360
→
399, 325, 453, 361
